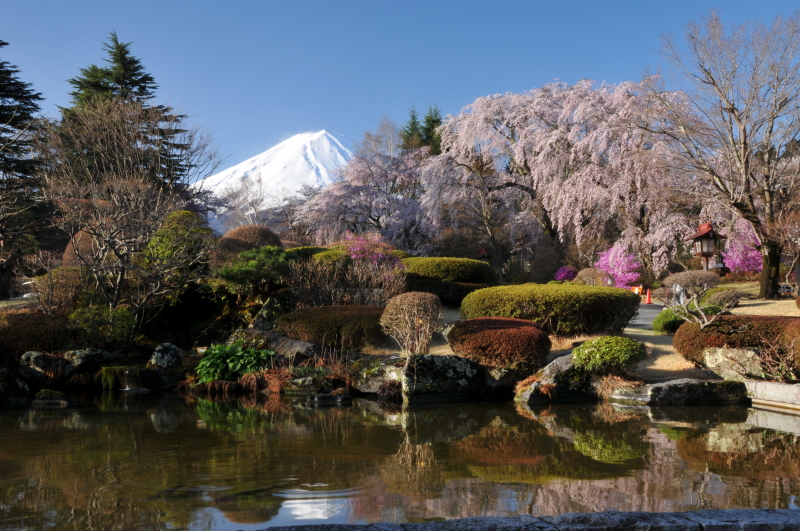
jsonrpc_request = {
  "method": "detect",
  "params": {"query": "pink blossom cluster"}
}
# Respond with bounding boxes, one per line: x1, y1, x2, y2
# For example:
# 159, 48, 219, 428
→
343, 232, 402, 268
721, 221, 762, 273
594, 243, 641, 288
554, 266, 578, 281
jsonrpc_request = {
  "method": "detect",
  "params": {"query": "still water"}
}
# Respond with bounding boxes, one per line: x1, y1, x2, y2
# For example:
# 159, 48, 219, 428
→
0, 392, 798, 530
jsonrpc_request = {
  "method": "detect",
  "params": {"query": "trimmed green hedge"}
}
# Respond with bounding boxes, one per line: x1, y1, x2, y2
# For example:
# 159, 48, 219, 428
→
447, 317, 551, 371
285, 246, 327, 261
402, 257, 498, 283
673, 315, 800, 364
461, 283, 640, 335
652, 308, 685, 335
405, 277, 492, 307
276, 305, 386, 349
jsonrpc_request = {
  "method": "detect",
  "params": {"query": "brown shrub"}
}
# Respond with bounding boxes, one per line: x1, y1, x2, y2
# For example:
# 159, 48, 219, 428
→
380, 292, 443, 355
673, 315, 800, 365
447, 317, 551, 371
796, 296, 800, 310
211, 225, 283, 268
276, 305, 386, 350
0, 312, 72, 354
573, 268, 614, 287
61, 230, 96, 267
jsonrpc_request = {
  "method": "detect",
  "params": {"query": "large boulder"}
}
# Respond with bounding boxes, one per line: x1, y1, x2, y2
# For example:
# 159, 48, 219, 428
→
349, 355, 404, 394
610, 379, 749, 406
515, 354, 596, 407
225, 329, 319, 364
18, 351, 73, 383
0, 368, 29, 408
63, 348, 117, 374
148, 343, 182, 369
32, 389, 69, 409
402, 354, 484, 405
703, 347, 761, 382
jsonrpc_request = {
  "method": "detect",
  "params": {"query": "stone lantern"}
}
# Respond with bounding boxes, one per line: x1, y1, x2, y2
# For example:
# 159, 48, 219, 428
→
687, 222, 726, 271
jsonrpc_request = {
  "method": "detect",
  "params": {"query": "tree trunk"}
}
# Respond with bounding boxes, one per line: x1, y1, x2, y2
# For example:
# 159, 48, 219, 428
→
0, 250, 21, 300
759, 242, 783, 299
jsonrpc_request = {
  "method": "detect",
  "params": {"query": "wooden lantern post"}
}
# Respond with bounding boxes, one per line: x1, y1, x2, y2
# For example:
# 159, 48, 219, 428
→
687, 222, 726, 271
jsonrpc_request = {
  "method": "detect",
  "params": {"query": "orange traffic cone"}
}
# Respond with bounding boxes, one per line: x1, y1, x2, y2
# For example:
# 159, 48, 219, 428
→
645, 289, 652, 304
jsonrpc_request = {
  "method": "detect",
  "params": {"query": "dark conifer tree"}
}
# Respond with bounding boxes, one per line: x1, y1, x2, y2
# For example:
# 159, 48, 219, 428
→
422, 105, 442, 155
400, 106, 424, 150
0, 40, 42, 186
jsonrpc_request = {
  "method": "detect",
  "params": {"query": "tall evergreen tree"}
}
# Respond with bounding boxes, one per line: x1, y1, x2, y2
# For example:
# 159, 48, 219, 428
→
67, 31, 157, 105
0, 40, 42, 185
64, 32, 189, 190
400, 106, 423, 150
422, 105, 442, 155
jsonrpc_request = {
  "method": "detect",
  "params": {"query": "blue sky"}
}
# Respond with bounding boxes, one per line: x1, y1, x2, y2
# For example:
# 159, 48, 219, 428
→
2, 1, 798, 171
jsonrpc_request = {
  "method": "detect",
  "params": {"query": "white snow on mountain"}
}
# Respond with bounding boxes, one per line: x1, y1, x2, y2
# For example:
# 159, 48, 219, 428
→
197, 130, 352, 232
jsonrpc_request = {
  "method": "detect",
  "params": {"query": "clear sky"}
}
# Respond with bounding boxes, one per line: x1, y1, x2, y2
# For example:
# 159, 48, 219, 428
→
2, 1, 798, 171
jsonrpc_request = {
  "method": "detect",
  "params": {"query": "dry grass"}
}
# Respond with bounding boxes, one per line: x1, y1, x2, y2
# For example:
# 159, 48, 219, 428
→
730, 299, 799, 317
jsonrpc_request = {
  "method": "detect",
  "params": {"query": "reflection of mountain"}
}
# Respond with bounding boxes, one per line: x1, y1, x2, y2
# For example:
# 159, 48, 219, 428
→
1, 396, 800, 529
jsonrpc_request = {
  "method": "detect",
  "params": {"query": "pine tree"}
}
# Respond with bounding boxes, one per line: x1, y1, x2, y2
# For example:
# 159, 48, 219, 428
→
400, 106, 423, 150
67, 31, 157, 105
422, 104, 442, 155
0, 40, 42, 185
64, 32, 189, 190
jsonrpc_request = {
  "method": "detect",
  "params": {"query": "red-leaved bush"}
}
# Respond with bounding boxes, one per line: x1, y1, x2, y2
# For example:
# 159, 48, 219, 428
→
673, 315, 800, 365
447, 317, 551, 371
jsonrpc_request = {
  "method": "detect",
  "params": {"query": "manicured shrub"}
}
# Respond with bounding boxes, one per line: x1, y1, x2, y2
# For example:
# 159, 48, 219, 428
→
652, 308, 684, 335
673, 315, 800, 364
702, 287, 747, 307
405, 277, 491, 306
447, 317, 551, 370
402, 257, 498, 283
461, 284, 640, 335
573, 268, 614, 287
277, 305, 386, 349
285, 246, 327, 261
218, 246, 289, 296
572, 336, 647, 374
196, 343, 277, 384
380, 292, 443, 355
211, 225, 283, 268
547, 280, 565, 285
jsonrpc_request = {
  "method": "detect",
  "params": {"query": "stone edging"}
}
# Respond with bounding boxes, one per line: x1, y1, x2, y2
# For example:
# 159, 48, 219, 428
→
746, 381, 800, 414
265, 509, 800, 531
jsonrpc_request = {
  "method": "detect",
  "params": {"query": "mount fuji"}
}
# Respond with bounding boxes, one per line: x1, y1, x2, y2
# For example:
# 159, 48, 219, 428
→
198, 130, 352, 232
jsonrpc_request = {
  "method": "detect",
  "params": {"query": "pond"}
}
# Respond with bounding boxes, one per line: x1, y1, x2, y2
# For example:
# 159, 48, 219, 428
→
0, 393, 798, 530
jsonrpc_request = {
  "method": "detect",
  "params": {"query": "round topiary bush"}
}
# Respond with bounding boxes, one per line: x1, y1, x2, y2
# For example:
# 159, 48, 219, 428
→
447, 317, 551, 371
211, 225, 283, 268
571, 336, 647, 375
460, 284, 640, 335
652, 308, 685, 335
276, 305, 386, 349
285, 246, 327, 261
380, 292, 443, 355
402, 257, 498, 283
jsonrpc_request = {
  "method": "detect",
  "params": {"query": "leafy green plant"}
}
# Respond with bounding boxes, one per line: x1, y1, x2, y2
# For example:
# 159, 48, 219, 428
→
652, 308, 685, 335
68, 306, 136, 347
571, 336, 647, 375
196, 343, 277, 384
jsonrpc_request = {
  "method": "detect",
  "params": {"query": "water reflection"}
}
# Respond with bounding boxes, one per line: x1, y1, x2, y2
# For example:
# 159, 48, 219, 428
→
0, 393, 797, 530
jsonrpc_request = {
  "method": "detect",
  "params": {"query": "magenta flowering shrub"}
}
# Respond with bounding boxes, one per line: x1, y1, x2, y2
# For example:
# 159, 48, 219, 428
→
594, 243, 641, 288
343, 232, 403, 268
722, 220, 762, 273
554, 266, 578, 281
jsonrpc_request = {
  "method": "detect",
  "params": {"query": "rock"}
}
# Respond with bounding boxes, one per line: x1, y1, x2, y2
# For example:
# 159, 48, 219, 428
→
745, 380, 800, 407
63, 348, 116, 374
283, 376, 348, 397
19, 351, 73, 381
32, 388, 69, 409
349, 355, 404, 394
0, 368, 29, 408
541, 510, 699, 530
402, 354, 484, 405
148, 343, 182, 369
514, 354, 596, 407
610, 379, 748, 406
484, 367, 526, 392
226, 329, 319, 364
307, 393, 352, 407
704, 347, 761, 382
